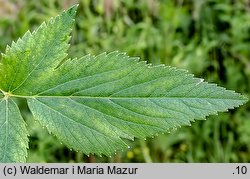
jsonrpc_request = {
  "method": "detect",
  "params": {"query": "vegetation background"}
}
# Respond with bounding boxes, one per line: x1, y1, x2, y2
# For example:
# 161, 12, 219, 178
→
0, 0, 249, 162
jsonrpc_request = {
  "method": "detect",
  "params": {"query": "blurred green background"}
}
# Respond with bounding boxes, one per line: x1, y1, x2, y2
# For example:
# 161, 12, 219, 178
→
0, 0, 250, 162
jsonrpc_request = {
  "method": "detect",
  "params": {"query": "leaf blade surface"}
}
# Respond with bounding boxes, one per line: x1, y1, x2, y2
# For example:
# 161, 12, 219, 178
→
26, 52, 247, 156
0, 93, 29, 162
0, 5, 77, 94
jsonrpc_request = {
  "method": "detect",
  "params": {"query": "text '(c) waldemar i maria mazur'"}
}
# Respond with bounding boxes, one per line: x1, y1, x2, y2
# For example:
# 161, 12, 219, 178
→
19, 165, 138, 175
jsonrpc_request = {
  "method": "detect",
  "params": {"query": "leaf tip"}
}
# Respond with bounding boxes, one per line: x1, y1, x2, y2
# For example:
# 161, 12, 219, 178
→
66, 4, 79, 18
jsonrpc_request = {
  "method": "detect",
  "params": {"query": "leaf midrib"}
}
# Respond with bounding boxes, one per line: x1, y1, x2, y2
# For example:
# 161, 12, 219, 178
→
3, 92, 246, 101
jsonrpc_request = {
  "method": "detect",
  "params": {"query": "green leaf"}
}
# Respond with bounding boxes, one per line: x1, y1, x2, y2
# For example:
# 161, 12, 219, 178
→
26, 52, 247, 156
0, 5, 77, 94
0, 5, 248, 161
0, 91, 29, 162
